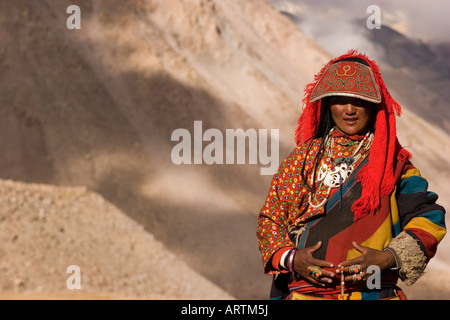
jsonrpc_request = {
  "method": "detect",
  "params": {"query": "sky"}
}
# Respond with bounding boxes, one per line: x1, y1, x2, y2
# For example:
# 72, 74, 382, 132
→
269, 0, 450, 57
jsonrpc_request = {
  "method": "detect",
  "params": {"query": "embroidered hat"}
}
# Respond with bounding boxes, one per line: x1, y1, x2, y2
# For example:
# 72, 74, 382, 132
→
295, 50, 411, 221
309, 61, 382, 104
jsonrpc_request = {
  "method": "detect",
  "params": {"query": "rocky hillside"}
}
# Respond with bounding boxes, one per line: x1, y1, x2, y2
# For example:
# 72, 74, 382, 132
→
0, 179, 234, 299
0, 0, 330, 299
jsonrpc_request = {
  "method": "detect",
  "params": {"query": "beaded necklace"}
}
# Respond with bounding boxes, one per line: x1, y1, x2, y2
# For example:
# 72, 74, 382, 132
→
307, 128, 373, 210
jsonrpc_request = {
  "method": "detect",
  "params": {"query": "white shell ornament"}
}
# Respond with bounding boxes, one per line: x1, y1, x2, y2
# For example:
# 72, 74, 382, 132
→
321, 162, 354, 188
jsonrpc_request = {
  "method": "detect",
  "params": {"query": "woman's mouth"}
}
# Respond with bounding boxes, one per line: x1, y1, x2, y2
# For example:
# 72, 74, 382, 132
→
344, 118, 358, 124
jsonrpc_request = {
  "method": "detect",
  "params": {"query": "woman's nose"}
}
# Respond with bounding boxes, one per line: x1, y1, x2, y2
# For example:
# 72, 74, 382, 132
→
344, 104, 357, 114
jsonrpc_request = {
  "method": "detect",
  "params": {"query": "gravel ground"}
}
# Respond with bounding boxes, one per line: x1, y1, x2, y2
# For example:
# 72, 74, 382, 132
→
0, 179, 234, 300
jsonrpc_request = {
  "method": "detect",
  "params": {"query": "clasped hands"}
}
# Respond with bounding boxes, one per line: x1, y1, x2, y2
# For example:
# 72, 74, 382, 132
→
292, 241, 395, 286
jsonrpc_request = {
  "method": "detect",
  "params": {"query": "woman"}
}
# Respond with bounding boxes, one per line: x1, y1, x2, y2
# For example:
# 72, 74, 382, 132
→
256, 50, 446, 300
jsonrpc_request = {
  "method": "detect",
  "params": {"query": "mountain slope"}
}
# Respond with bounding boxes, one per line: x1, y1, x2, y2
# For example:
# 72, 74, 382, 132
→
0, 0, 333, 299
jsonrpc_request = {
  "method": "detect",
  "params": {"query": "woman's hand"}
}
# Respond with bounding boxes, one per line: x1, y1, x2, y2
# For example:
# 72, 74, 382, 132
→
337, 241, 395, 283
293, 241, 336, 286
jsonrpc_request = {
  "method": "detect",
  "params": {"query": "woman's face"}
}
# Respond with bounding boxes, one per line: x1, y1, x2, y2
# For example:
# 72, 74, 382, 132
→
329, 96, 374, 136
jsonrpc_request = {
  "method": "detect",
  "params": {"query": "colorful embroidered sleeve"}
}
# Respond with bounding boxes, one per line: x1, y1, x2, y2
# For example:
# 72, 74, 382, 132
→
257, 148, 300, 274
387, 161, 446, 285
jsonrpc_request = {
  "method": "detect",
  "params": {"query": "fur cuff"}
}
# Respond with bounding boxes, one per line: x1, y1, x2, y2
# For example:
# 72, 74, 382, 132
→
387, 231, 427, 286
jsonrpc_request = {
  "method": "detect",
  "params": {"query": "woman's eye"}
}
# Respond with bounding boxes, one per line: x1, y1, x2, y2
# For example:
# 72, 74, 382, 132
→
330, 98, 346, 105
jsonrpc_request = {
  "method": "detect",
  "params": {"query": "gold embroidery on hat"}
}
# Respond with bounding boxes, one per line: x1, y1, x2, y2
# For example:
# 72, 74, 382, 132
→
336, 65, 357, 77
